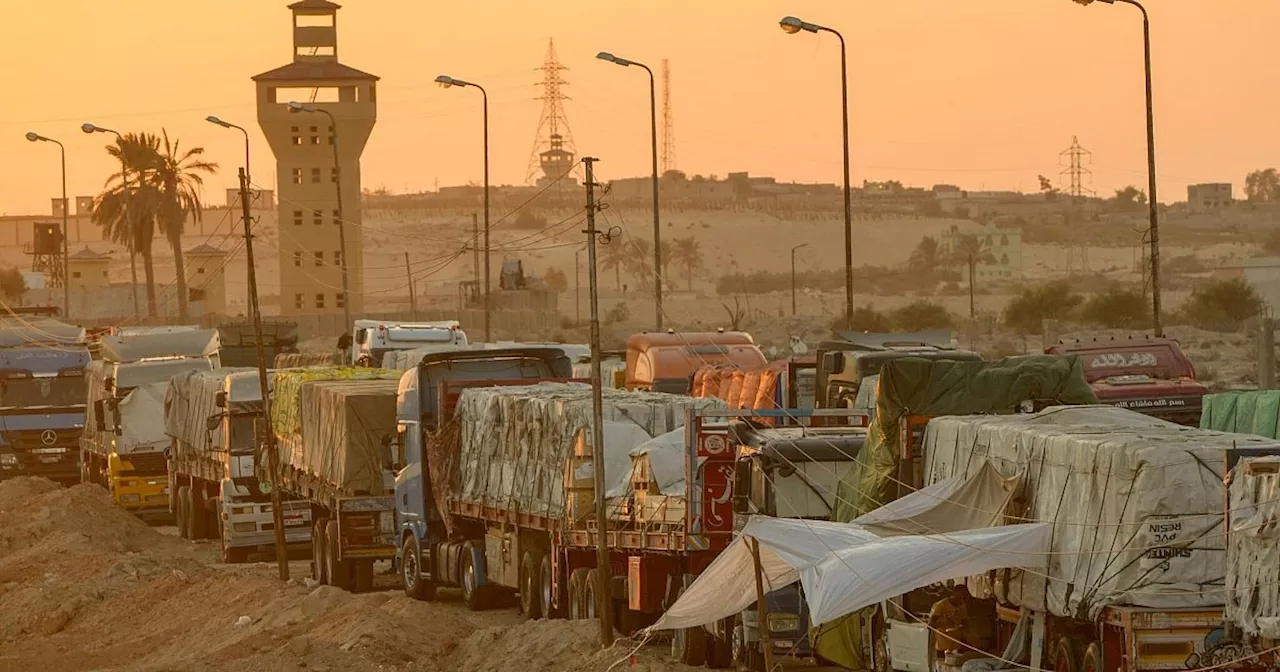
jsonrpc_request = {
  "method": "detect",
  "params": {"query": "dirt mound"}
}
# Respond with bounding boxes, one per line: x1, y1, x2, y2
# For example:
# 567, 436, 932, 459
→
449, 619, 701, 672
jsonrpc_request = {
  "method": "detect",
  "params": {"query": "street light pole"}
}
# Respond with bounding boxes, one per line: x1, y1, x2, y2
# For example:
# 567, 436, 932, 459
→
288, 103, 352, 336
82, 123, 141, 323
25, 133, 70, 319
790, 243, 808, 316
779, 17, 854, 330
595, 52, 663, 331
435, 76, 491, 342
1073, 0, 1162, 336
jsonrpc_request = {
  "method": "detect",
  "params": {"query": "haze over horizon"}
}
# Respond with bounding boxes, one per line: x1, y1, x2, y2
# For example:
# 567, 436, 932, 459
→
2, 0, 1277, 215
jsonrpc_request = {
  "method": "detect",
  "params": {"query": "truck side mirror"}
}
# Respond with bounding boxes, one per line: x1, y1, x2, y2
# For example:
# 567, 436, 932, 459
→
93, 399, 107, 432
214, 391, 227, 408
821, 351, 844, 374
103, 376, 114, 393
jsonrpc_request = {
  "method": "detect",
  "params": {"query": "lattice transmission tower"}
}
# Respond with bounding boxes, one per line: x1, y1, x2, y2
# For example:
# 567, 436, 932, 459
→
526, 39, 580, 186
661, 59, 677, 175
1059, 136, 1095, 275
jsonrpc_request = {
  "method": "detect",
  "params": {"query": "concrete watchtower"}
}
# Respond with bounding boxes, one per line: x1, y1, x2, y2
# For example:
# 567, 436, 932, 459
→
253, 0, 378, 317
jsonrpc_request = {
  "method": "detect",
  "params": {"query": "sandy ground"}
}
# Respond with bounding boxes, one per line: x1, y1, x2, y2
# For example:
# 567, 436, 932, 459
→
0, 477, 735, 672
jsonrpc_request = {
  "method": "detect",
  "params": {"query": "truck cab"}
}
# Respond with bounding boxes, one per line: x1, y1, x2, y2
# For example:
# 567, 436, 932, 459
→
626, 331, 767, 394
352, 319, 468, 367
815, 331, 982, 412
0, 318, 91, 485
731, 417, 867, 668
393, 348, 573, 596
1045, 337, 1206, 426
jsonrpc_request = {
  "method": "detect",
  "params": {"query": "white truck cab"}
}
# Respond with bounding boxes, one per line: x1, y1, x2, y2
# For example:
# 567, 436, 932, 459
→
351, 320, 468, 367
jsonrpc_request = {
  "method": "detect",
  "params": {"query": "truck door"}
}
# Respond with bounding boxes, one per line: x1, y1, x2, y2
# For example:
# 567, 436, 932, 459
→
393, 421, 427, 539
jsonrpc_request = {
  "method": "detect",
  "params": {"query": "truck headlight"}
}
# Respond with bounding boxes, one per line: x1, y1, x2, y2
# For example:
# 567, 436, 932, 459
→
768, 614, 800, 632
0, 454, 16, 465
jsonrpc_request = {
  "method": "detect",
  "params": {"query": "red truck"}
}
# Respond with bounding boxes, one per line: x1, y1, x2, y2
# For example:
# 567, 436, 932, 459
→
1045, 337, 1207, 426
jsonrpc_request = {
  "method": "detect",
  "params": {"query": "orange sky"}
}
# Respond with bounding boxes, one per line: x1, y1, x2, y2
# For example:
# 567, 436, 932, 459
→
2, 0, 1278, 215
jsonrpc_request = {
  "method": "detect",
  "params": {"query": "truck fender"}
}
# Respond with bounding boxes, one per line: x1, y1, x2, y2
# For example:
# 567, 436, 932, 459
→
468, 542, 488, 588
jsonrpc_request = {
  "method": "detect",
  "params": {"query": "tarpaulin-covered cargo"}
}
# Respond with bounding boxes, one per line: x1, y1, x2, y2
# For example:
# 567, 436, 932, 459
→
442, 382, 724, 521
115, 383, 170, 454
84, 356, 217, 455
165, 368, 263, 462
1201, 390, 1280, 438
270, 367, 400, 440
1225, 456, 1280, 639
925, 405, 1280, 619
287, 379, 400, 495
834, 355, 1097, 521
274, 352, 341, 368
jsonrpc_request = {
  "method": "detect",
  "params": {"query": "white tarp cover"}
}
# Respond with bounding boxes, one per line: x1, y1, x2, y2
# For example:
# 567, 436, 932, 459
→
649, 515, 1050, 631
117, 382, 170, 454
1225, 456, 1280, 639
591, 421, 664, 498
451, 383, 724, 518
609, 427, 690, 497
101, 329, 219, 363
924, 405, 1280, 619
854, 460, 1022, 536
165, 368, 264, 462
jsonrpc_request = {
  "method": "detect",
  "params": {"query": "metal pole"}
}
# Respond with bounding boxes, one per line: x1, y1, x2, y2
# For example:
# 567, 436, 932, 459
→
239, 167, 290, 581
1131, 0, 1163, 337
482, 88, 492, 343
575, 248, 582, 325
749, 536, 776, 671
58, 142, 69, 319
1260, 318, 1276, 390
318, 109, 352, 337
583, 156, 614, 646
827, 28, 855, 331
791, 246, 798, 316
642, 64, 663, 331
405, 252, 418, 321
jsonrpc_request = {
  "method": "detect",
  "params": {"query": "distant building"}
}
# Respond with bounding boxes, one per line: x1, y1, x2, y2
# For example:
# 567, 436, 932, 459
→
185, 243, 228, 317
67, 247, 111, 291
224, 187, 275, 209
940, 226, 1023, 282
1187, 183, 1233, 212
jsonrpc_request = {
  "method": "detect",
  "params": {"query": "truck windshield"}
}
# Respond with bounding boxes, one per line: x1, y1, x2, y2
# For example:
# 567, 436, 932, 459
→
228, 415, 256, 453
0, 375, 85, 408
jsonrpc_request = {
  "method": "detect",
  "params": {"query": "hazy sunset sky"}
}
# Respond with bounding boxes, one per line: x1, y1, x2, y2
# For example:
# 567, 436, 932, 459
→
2, 0, 1277, 215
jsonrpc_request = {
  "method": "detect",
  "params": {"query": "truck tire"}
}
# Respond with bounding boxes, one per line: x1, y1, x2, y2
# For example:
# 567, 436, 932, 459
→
205, 497, 221, 541
176, 486, 191, 540
567, 568, 589, 620
326, 520, 352, 591
312, 518, 329, 585
460, 542, 484, 611
401, 536, 436, 601
520, 550, 543, 619
354, 561, 375, 593
187, 488, 207, 540
539, 554, 563, 619
672, 624, 707, 666
221, 537, 250, 564
583, 569, 600, 620
705, 618, 733, 669
1055, 636, 1081, 672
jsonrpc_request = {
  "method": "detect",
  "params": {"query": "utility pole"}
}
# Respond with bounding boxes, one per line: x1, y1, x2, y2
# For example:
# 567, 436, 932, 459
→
582, 156, 614, 646
472, 213, 481, 289
575, 248, 582, 326
405, 252, 418, 321
238, 168, 289, 581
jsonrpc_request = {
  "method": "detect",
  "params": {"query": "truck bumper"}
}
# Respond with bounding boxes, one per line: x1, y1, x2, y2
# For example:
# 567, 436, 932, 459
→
112, 478, 171, 519
223, 499, 313, 548
0, 453, 80, 484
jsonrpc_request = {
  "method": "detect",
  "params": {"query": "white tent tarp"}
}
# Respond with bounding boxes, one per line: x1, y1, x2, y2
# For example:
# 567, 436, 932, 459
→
117, 382, 171, 454
854, 460, 1022, 536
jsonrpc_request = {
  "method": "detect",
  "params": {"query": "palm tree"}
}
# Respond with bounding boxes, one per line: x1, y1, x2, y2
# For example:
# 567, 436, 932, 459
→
659, 239, 673, 282
149, 130, 217, 321
599, 239, 628, 291
671, 236, 703, 290
626, 237, 654, 289
949, 234, 996, 319
909, 236, 943, 275
92, 133, 161, 317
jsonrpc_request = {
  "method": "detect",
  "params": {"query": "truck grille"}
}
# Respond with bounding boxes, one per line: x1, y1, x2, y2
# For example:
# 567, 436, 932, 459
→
119, 451, 168, 476
3, 428, 82, 451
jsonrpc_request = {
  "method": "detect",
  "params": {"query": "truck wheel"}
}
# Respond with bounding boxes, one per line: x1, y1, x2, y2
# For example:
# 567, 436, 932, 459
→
1055, 637, 1081, 672
583, 569, 600, 620
567, 568, 589, 620
326, 520, 352, 591
187, 488, 207, 540
520, 551, 543, 619
222, 537, 250, 564
460, 541, 486, 611
539, 554, 563, 619
354, 561, 375, 593
205, 497, 221, 541
1082, 642, 1102, 672
401, 536, 436, 601
672, 624, 707, 666
704, 618, 733, 669
311, 518, 329, 585
176, 486, 191, 539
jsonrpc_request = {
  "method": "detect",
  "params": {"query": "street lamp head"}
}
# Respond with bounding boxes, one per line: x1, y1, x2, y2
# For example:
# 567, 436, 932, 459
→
80, 123, 99, 134
435, 75, 456, 88
25, 132, 42, 143
287, 101, 314, 113
1072, 0, 1116, 4
780, 16, 819, 34
596, 51, 632, 67
206, 115, 232, 128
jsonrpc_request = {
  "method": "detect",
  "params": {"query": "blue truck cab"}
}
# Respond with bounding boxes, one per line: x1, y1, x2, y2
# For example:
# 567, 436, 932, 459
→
393, 347, 572, 598
0, 320, 91, 485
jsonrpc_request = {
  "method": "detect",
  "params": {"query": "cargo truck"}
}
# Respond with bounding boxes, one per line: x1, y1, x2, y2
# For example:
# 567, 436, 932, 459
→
625, 331, 767, 394
82, 330, 221, 519
396, 377, 732, 646
1224, 453, 1280, 669
164, 368, 311, 562
0, 317, 91, 484
1046, 336, 1207, 426
269, 367, 403, 591
351, 319, 468, 367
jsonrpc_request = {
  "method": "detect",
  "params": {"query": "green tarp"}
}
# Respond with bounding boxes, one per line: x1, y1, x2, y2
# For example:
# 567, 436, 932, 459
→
1200, 390, 1280, 438
816, 355, 1096, 669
